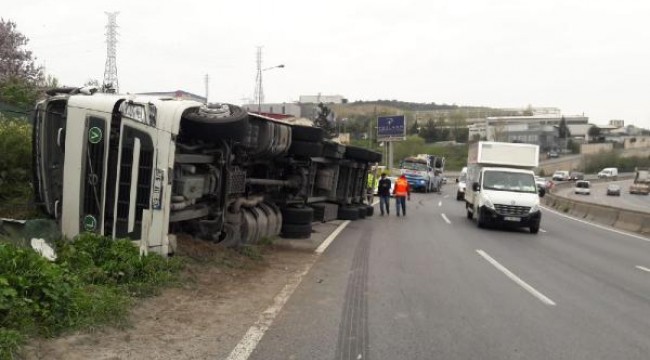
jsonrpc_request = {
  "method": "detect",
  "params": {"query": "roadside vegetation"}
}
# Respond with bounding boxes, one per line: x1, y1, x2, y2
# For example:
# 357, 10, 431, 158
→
0, 233, 184, 359
0, 115, 37, 219
583, 151, 650, 173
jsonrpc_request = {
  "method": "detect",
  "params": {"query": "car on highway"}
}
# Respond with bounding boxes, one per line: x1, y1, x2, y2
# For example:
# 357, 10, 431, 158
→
598, 167, 619, 180
574, 180, 591, 195
552, 170, 570, 181
547, 150, 559, 158
569, 171, 584, 181
606, 184, 621, 196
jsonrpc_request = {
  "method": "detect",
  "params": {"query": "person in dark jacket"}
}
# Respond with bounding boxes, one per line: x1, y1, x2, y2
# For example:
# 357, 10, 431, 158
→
377, 173, 392, 216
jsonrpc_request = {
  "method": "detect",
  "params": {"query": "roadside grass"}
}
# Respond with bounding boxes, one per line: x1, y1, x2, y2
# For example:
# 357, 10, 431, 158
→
0, 233, 183, 360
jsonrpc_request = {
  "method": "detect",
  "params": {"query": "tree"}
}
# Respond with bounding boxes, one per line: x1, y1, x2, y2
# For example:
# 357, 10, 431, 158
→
409, 119, 419, 135
0, 19, 43, 83
588, 125, 602, 142
558, 116, 571, 139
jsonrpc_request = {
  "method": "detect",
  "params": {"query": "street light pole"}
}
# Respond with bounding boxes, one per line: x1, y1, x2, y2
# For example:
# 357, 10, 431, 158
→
258, 64, 285, 113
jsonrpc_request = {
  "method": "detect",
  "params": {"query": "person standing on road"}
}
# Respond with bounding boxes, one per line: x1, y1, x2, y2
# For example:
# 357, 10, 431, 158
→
366, 170, 377, 204
377, 172, 392, 216
393, 174, 411, 217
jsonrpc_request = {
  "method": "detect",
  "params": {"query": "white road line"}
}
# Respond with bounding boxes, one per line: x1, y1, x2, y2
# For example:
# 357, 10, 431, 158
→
315, 220, 352, 254
441, 213, 451, 224
476, 249, 557, 306
225, 264, 311, 360
438, 201, 442, 207
540, 229, 547, 233
636, 265, 650, 273
541, 205, 650, 243
227, 219, 353, 360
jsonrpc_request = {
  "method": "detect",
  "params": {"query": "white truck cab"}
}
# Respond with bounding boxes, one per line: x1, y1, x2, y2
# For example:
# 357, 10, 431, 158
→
464, 142, 544, 234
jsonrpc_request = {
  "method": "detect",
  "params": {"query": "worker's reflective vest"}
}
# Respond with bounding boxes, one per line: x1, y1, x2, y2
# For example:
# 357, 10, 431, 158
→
367, 173, 377, 189
394, 178, 409, 196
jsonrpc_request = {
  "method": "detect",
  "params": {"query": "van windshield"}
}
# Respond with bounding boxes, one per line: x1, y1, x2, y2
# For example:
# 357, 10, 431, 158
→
482, 171, 537, 193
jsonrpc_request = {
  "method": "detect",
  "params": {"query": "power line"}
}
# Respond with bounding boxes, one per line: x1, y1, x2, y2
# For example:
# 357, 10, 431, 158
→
103, 12, 119, 93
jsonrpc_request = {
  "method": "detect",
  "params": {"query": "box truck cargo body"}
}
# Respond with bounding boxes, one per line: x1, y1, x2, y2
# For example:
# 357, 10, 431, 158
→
464, 142, 544, 234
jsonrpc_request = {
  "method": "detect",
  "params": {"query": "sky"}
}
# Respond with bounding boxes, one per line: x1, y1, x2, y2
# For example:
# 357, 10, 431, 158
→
4, 0, 650, 128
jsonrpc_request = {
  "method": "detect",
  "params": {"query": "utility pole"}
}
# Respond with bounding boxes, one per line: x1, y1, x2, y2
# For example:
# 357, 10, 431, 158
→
103, 12, 119, 93
254, 47, 263, 113
204, 74, 209, 104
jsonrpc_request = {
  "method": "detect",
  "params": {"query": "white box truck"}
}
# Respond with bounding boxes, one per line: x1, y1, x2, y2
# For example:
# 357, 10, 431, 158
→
464, 142, 545, 233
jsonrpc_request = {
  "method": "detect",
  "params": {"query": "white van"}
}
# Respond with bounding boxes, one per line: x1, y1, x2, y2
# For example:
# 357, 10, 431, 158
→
598, 168, 618, 180
574, 180, 591, 195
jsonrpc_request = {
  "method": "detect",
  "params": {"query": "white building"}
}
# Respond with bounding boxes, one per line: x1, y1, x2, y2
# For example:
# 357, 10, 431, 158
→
299, 94, 346, 104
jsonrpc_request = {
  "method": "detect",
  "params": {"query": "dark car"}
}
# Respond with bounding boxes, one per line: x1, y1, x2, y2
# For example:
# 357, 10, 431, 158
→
569, 171, 584, 181
548, 151, 559, 158
606, 184, 621, 196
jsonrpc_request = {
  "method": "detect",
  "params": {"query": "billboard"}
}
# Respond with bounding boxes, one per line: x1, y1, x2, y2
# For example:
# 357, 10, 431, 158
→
377, 115, 406, 141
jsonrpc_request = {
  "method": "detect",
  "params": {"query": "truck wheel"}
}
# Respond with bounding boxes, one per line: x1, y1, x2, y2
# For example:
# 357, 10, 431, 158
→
291, 125, 324, 142
365, 205, 374, 216
356, 206, 367, 219
456, 192, 463, 201
289, 141, 323, 158
281, 207, 314, 225
181, 104, 249, 141
477, 208, 486, 228
338, 206, 360, 220
281, 223, 312, 239
345, 146, 376, 162
530, 224, 540, 234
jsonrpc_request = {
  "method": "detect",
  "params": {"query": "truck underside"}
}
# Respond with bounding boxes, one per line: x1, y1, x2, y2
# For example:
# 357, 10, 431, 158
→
32, 91, 381, 255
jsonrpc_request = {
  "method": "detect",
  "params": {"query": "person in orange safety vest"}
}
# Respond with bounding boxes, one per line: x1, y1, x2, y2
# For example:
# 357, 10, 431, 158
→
392, 174, 411, 216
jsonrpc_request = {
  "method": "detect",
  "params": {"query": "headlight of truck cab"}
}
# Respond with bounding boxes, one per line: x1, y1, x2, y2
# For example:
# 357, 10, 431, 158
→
529, 204, 540, 214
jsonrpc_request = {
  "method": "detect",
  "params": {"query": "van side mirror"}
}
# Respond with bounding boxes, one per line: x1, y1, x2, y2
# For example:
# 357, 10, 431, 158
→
538, 187, 546, 198
472, 182, 480, 192
455, 178, 459, 183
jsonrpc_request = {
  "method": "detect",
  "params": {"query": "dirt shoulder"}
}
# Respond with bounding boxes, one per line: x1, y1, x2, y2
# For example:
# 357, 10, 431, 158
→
21, 237, 317, 360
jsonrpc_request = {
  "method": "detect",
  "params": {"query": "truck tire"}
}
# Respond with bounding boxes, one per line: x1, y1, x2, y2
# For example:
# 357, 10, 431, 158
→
356, 206, 367, 219
281, 223, 312, 239
530, 224, 540, 234
365, 205, 374, 216
291, 125, 324, 142
281, 207, 314, 225
289, 141, 323, 158
181, 104, 249, 142
477, 208, 487, 228
338, 206, 360, 220
345, 146, 377, 162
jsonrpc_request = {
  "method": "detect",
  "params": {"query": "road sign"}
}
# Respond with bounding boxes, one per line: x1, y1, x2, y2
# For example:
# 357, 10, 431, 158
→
377, 115, 406, 141
88, 127, 103, 144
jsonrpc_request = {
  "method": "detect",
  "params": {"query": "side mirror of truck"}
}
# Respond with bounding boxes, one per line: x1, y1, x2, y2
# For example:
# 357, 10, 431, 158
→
455, 178, 459, 183
472, 182, 480, 192
538, 187, 546, 198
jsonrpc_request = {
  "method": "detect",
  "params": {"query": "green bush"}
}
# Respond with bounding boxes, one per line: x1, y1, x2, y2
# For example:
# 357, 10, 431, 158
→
582, 152, 650, 173
0, 116, 32, 201
0, 234, 183, 359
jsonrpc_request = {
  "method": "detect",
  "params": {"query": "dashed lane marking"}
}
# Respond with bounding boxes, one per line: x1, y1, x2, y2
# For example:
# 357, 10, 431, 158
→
636, 265, 650, 273
476, 249, 557, 306
441, 213, 451, 224
438, 201, 442, 207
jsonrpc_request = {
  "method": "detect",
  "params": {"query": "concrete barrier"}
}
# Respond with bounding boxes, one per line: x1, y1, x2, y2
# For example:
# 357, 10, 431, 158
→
543, 189, 650, 238
613, 212, 645, 233
584, 206, 620, 227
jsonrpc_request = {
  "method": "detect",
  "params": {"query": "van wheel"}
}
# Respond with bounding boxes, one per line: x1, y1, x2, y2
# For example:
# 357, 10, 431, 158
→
477, 209, 486, 228
530, 224, 540, 234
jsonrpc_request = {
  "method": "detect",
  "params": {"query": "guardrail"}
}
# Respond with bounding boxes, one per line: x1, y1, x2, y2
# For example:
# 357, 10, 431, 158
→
544, 176, 650, 236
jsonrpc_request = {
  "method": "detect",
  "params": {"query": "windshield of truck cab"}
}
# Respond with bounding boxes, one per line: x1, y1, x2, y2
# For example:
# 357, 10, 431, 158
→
402, 162, 428, 171
482, 171, 537, 193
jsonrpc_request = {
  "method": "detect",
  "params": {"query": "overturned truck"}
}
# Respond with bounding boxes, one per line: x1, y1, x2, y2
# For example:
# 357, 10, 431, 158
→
32, 89, 381, 255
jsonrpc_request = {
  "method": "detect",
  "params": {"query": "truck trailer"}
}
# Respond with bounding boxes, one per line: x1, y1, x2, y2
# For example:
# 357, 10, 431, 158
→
464, 142, 545, 233
32, 88, 381, 255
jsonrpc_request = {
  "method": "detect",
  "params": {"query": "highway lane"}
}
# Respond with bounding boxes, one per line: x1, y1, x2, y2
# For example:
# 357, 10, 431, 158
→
245, 186, 650, 360
554, 179, 650, 213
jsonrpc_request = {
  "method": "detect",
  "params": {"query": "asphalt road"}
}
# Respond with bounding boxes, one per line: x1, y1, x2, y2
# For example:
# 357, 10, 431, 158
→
247, 187, 650, 360
554, 179, 650, 213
